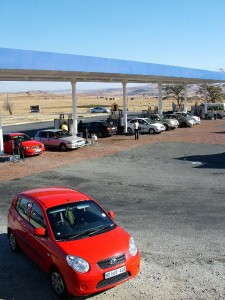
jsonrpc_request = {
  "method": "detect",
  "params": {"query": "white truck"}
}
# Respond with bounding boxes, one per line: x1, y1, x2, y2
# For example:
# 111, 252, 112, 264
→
192, 103, 225, 119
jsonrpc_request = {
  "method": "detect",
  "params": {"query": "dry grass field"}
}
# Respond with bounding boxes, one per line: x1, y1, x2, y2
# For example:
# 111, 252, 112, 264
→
0, 91, 200, 125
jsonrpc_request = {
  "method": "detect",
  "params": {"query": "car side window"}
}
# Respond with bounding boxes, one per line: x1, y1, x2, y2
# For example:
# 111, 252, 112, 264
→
49, 132, 56, 139
39, 132, 48, 138
16, 197, 31, 220
30, 202, 46, 229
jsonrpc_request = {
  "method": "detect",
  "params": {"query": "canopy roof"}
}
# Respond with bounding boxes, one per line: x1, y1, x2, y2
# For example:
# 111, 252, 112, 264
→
0, 48, 225, 84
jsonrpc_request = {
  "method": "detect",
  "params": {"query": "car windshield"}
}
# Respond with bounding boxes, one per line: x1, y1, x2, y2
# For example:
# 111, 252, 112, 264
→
47, 200, 116, 241
145, 119, 154, 124
12, 134, 31, 142
55, 131, 71, 138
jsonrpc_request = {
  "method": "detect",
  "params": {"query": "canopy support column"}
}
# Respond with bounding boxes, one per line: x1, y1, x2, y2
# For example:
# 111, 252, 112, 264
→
71, 81, 77, 136
184, 83, 188, 112
158, 82, 163, 114
122, 81, 127, 133
204, 84, 207, 116
0, 111, 3, 155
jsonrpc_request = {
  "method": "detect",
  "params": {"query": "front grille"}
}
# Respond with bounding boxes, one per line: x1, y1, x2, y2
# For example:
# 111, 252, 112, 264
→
97, 254, 126, 269
96, 272, 130, 289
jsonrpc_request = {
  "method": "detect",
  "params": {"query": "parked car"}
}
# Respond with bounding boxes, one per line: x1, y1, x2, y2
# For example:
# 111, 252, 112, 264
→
79, 121, 117, 138
173, 112, 201, 124
34, 129, 85, 151
146, 114, 179, 130
165, 114, 195, 127
90, 107, 111, 113
7, 187, 140, 297
3, 133, 45, 156
161, 115, 179, 130
127, 118, 165, 134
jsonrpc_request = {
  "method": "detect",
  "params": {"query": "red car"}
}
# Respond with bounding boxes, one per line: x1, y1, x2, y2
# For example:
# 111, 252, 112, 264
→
7, 187, 140, 297
3, 133, 45, 156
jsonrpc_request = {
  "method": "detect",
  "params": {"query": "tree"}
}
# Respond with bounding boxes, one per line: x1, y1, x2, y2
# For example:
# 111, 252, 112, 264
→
3, 94, 13, 115
198, 84, 223, 103
163, 83, 185, 109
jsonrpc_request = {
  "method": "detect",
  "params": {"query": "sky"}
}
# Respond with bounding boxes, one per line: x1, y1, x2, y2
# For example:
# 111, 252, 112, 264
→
1, 0, 225, 92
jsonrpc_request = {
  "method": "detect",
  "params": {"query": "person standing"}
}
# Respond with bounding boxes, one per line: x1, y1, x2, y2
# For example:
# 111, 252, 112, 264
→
61, 121, 68, 132
134, 119, 140, 140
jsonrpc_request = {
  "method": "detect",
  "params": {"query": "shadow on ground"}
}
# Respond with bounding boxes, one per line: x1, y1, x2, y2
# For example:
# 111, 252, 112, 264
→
176, 152, 225, 169
0, 232, 108, 300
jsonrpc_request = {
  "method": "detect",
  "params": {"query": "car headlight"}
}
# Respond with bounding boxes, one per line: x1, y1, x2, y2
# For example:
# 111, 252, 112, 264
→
66, 255, 90, 273
129, 237, 138, 256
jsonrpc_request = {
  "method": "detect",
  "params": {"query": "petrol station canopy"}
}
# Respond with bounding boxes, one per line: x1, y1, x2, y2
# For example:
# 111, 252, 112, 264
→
1, 48, 225, 84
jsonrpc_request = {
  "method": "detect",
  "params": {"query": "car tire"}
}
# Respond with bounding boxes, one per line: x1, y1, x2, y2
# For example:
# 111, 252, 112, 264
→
127, 127, 133, 133
59, 143, 67, 151
180, 122, 187, 128
164, 124, 170, 131
50, 268, 67, 297
97, 132, 103, 138
149, 128, 155, 134
8, 231, 20, 253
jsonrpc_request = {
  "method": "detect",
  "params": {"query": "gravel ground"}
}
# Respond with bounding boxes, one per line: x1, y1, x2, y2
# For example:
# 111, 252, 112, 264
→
1, 120, 225, 300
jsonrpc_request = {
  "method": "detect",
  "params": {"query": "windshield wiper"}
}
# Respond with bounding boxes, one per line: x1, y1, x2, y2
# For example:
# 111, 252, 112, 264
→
67, 225, 114, 240
88, 224, 114, 236
67, 228, 98, 240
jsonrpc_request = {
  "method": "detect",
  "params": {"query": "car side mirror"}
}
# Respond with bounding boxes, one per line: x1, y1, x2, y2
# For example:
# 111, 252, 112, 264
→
34, 227, 46, 237
108, 211, 115, 219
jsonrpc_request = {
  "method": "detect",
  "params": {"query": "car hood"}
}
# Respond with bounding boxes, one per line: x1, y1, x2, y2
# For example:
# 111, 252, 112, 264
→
21, 140, 43, 146
57, 226, 130, 263
151, 122, 164, 127
59, 136, 84, 143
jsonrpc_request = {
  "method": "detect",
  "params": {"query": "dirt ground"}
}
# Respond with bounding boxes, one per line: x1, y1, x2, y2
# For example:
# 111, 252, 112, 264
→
0, 91, 199, 126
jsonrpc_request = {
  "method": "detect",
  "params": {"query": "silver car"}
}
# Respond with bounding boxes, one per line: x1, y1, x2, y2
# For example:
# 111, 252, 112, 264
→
90, 106, 111, 113
34, 129, 86, 151
127, 118, 165, 134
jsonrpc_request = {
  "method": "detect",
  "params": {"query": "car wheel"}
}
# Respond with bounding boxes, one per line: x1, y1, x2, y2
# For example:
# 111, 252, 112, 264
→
8, 231, 20, 253
127, 127, 133, 133
59, 143, 67, 151
164, 124, 170, 131
97, 132, 103, 138
149, 128, 155, 134
180, 122, 187, 128
50, 268, 67, 297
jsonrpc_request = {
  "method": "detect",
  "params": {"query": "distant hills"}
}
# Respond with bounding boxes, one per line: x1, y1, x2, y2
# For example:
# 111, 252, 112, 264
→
22, 83, 225, 97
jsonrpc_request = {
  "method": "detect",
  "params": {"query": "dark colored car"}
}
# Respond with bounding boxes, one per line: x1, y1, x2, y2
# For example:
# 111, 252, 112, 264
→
3, 133, 45, 156
78, 121, 117, 138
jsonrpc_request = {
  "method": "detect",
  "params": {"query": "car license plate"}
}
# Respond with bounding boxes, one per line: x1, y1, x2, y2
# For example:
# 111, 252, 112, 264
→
104, 266, 126, 279
35, 149, 41, 153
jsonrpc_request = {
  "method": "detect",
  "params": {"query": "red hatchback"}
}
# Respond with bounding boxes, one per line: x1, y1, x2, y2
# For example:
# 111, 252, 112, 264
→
7, 187, 140, 297
3, 133, 45, 156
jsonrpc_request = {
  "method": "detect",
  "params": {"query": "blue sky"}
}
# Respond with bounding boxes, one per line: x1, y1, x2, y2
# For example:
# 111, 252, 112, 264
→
1, 0, 225, 92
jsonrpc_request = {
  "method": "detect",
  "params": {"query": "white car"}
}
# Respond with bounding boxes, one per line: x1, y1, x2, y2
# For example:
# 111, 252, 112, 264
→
34, 129, 86, 151
127, 118, 165, 134
90, 106, 111, 113
173, 112, 201, 124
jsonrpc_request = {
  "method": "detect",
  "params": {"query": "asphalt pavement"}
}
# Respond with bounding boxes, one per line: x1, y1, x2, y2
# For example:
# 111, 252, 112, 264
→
1, 121, 225, 299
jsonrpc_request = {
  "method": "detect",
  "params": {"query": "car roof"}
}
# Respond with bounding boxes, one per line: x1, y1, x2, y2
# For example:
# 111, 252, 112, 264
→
19, 187, 92, 209
130, 118, 149, 121
38, 129, 62, 132
4, 132, 25, 136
